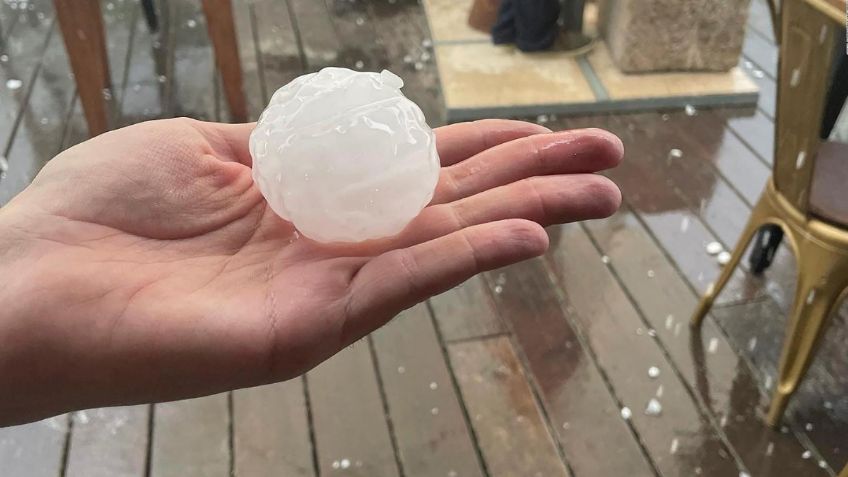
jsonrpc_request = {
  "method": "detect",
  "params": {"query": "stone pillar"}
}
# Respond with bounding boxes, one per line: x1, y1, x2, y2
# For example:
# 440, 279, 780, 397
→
599, 0, 751, 73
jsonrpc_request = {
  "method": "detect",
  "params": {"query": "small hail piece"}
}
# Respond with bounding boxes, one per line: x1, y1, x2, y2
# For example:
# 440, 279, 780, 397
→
708, 337, 719, 354
644, 398, 662, 416
705, 241, 723, 255
670, 438, 679, 454
648, 366, 661, 378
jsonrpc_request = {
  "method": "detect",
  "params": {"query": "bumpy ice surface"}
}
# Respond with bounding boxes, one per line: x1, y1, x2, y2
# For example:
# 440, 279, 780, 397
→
249, 67, 440, 243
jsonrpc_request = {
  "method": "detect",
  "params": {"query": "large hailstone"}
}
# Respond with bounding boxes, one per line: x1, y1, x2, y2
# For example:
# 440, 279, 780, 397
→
249, 67, 440, 243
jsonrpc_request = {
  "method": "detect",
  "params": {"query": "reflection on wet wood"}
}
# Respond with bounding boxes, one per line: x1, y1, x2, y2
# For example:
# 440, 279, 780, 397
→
448, 336, 571, 477
484, 258, 655, 477
372, 304, 485, 477
712, 299, 848, 468
585, 209, 828, 476
546, 224, 740, 476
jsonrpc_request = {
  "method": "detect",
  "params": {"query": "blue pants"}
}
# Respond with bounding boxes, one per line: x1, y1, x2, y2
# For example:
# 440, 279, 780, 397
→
491, 0, 561, 52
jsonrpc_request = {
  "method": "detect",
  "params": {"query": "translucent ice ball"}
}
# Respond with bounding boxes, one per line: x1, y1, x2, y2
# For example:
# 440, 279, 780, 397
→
249, 67, 441, 243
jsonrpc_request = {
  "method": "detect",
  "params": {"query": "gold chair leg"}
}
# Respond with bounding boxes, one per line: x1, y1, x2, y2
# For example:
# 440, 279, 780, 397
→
839, 463, 848, 477
691, 196, 774, 327
766, 246, 848, 426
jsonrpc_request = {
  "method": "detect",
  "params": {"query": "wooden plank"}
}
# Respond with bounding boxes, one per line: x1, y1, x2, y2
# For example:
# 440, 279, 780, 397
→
286, 0, 340, 70
0, 0, 134, 204
308, 343, 400, 477
483, 259, 656, 477
742, 28, 777, 79
0, 1, 54, 150
574, 112, 793, 310
372, 304, 485, 477
0, 3, 19, 39
447, 336, 570, 477
233, 380, 314, 477
584, 209, 830, 477
54, 0, 112, 136
544, 225, 741, 476
251, 0, 304, 94
428, 276, 505, 342
722, 107, 775, 164
169, 0, 216, 120
201, 0, 247, 122
602, 111, 802, 312
747, 0, 778, 44
119, 0, 170, 123
692, 110, 771, 206
321, 0, 387, 72
610, 112, 751, 247
0, 24, 71, 204
0, 416, 68, 477
563, 114, 752, 301
366, 0, 447, 125
151, 395, 230, 477
746, 60, 776, 119
231, 0, 264, 118
65, 407, 149, 477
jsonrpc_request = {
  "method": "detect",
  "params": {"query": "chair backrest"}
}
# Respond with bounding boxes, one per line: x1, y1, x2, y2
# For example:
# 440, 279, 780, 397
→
771, 0, 843, 215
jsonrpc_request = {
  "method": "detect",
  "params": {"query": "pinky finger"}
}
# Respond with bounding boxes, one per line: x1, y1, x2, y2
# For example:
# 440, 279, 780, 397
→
343, 219, 548, 340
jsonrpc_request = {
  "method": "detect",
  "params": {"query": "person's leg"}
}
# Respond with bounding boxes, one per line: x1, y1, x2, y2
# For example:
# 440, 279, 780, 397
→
514, 0, 561, 51
561, 0, 584, 33
492, 0, 517, 45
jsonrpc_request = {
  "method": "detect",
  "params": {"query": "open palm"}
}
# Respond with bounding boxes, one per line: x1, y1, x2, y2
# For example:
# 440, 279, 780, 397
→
0, 118, 622, 425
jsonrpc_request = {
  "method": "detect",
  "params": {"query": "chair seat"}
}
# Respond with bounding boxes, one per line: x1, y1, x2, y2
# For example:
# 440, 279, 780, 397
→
809, 141, 848, 227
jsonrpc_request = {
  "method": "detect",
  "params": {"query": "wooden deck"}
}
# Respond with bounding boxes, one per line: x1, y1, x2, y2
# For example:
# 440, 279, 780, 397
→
0, 0, 845, 475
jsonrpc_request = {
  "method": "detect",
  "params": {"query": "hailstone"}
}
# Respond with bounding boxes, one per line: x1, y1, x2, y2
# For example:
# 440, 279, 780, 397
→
249, 67, 440, 243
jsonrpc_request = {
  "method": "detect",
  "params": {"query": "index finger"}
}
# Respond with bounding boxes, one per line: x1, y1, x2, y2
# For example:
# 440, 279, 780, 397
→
435, 119, 551, 166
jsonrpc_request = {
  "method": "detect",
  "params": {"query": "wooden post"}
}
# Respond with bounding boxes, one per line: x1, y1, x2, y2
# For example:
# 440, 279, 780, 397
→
54, 0, 111, 137
202, 0, 248, 123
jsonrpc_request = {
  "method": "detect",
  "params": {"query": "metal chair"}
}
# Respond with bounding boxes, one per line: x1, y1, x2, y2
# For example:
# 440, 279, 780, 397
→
690, 0, 848, 427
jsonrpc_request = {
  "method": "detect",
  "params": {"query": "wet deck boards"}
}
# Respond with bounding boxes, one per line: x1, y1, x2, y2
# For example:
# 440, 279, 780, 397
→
0, 0, 844, 475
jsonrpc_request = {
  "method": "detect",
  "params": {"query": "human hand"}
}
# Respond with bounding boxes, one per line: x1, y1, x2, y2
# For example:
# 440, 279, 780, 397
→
0, 117, 622, 425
